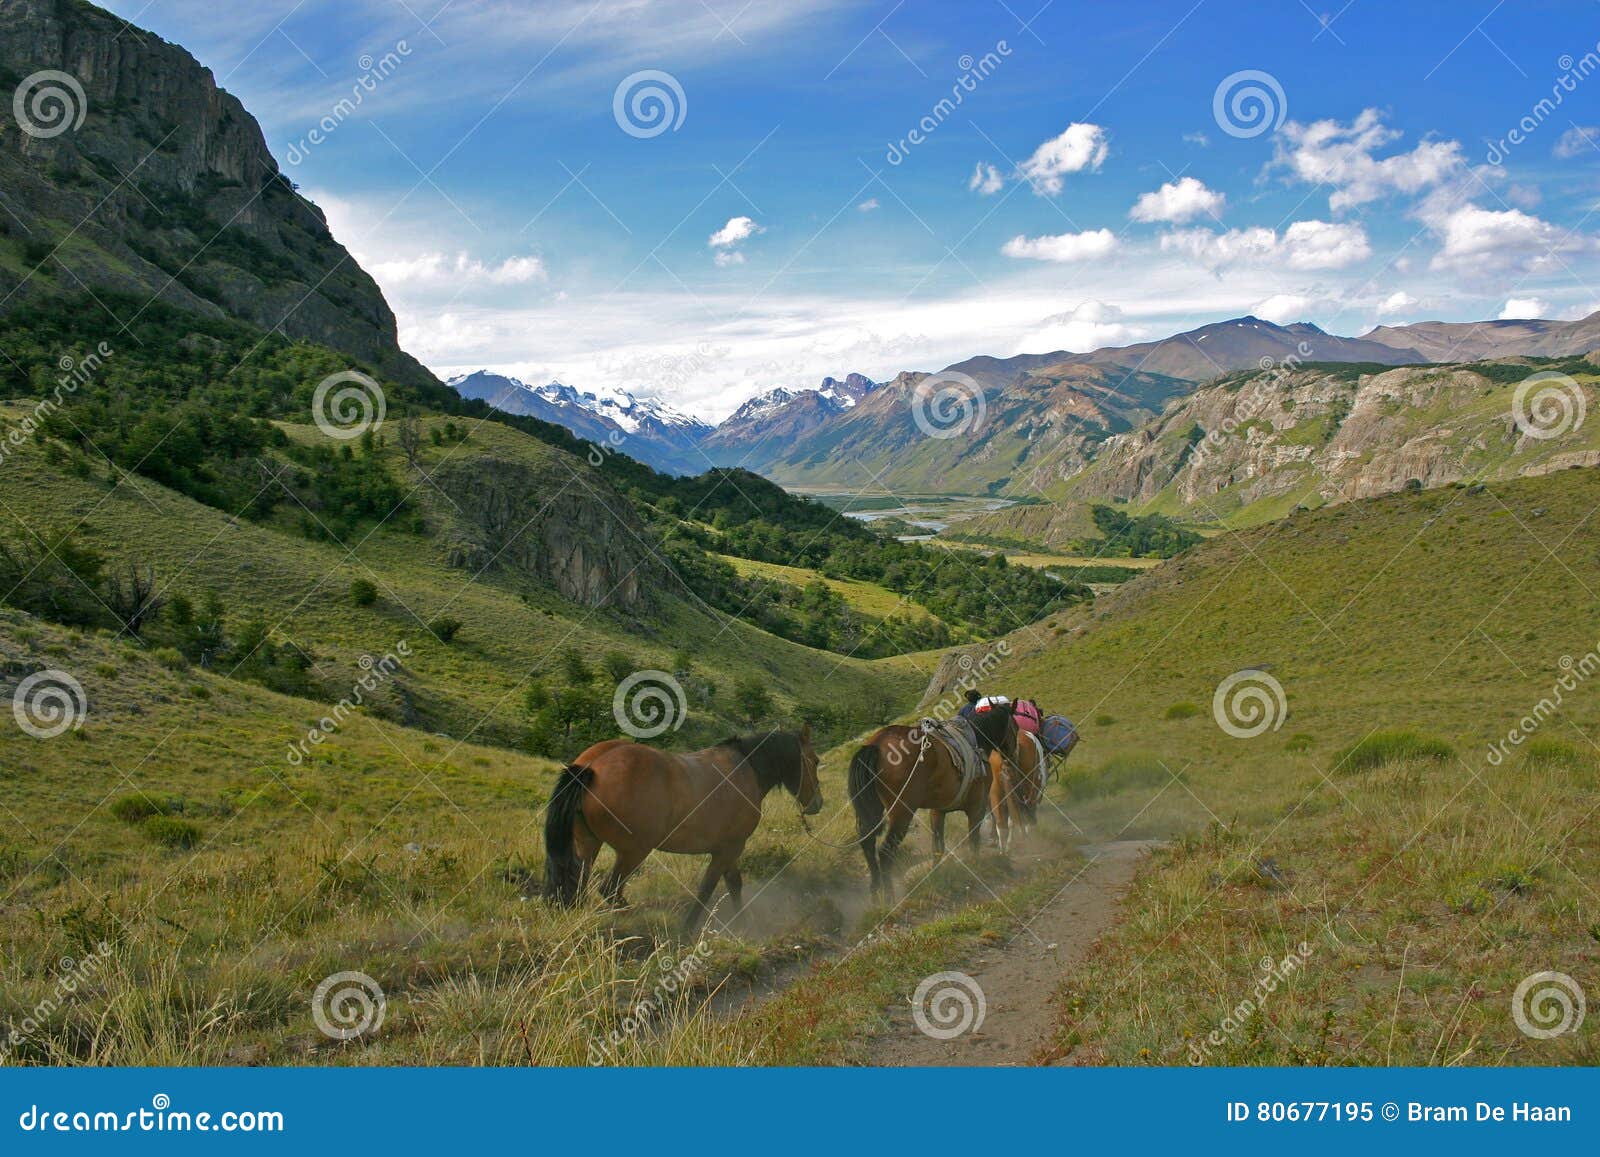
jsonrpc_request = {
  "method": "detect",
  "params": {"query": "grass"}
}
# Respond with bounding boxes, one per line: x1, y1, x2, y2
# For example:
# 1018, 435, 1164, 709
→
714, 553, 951, 628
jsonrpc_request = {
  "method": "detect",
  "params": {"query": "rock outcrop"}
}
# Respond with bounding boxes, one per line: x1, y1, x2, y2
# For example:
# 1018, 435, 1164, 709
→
0, 0, 434, 387
429, 454, 660, 613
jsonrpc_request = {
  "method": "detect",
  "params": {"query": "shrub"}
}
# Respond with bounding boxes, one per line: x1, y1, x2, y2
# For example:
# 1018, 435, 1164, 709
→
350, 579, 378, 607
143, 816, 202, 849
1521, 738, 1586, 769
1283, 733, 1315, 754
109, 793, 187, 823
429, 617, 463, 643
1060, 753, 1174, 801
152, 647, 188, 670
1093, 713, 1116, 727
1164, 701, 1201, 720
1334, 729, 1454, 773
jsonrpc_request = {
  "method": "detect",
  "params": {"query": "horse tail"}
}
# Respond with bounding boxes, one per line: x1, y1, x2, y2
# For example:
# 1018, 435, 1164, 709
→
543, 763, 593, 906
848, 743, 884, 838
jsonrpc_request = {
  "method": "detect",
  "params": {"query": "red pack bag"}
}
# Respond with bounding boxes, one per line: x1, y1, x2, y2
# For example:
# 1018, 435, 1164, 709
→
1013, 698, 1042, 734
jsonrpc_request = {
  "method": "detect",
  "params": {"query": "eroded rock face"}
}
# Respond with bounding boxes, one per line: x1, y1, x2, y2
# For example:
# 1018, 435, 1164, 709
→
430, 455, 658, 613
1058, 362, 1599, 517
0, 0, 433, 387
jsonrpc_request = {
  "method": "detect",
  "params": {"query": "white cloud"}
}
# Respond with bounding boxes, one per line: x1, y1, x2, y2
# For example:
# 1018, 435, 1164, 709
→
857, 198, 880, 211
1554, 125, 1600, 159
1280, 220, 1373, 269
1183, 131, 1209, 147
709, 215, 763, 248
1001, 228, 1119, 262
713, 250, 746, 267
1129, 177, 1224, 224
1160, 220, 1369, 270
1499, 297, 1549, 319
366, 251, 547, 288
1019, 300, 1143, 354
1017, 123, 1108, 195
1276, 109, 1463, 212
1378, 291, 1418, 316
969, 161, 1004, 195
1253, 294, 1313, 324
1427, 204, 1579, 272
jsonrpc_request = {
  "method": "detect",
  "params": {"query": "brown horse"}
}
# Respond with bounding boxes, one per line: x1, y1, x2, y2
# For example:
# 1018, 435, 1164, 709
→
848, 705, 1016, 899
542, 726, 822, 927
990, 727, 1048, 852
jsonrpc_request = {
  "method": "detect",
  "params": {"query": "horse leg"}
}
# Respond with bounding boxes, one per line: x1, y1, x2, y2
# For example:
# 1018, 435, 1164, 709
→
600, 845, 648, 909
964, 793, 989, 864
574, 818, 601, 899
878, 807, 914, 901
930, 810, 947, 857
685, 848, 739, 933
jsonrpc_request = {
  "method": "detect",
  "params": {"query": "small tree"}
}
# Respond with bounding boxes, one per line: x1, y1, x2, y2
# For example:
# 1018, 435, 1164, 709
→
732, 677, 772, 724
350, 578, 378, 607
397, 417, 422, 468
106, 562, 168, 637
602, 651, 634, 683
429, 616, 463, 643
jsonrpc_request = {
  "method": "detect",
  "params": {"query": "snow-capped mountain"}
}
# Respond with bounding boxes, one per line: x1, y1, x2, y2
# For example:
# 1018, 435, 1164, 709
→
446, 370, 713, 475
699, 373, 881, 466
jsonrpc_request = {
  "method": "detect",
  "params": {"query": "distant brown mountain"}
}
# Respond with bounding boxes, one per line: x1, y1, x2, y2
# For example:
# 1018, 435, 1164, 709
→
1361, 312, 1600, 362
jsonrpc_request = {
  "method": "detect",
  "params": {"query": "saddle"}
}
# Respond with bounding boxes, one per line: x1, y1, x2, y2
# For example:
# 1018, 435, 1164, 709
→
917, 716, 988, 810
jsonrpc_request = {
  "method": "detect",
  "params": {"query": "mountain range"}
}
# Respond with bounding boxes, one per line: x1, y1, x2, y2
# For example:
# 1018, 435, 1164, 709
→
447, 312, 1600, 491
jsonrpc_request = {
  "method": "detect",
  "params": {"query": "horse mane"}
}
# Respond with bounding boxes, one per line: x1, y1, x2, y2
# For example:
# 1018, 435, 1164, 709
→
718, 730, 802, 794
969, 703, 1014, 755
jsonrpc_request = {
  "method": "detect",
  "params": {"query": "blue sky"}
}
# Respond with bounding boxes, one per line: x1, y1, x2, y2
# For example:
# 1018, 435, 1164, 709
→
102, 0, 1600, 418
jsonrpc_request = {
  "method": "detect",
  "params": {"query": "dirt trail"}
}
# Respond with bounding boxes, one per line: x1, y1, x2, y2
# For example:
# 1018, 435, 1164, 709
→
870, 839, 1158, 1067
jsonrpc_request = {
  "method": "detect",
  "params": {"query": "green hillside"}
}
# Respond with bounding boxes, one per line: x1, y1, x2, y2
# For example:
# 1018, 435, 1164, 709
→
982, 469, 1600, 1064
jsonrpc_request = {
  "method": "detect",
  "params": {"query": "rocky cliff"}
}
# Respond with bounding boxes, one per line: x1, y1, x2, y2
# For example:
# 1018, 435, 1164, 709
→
0, 0, 434, 387
428, 453, 661, 613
